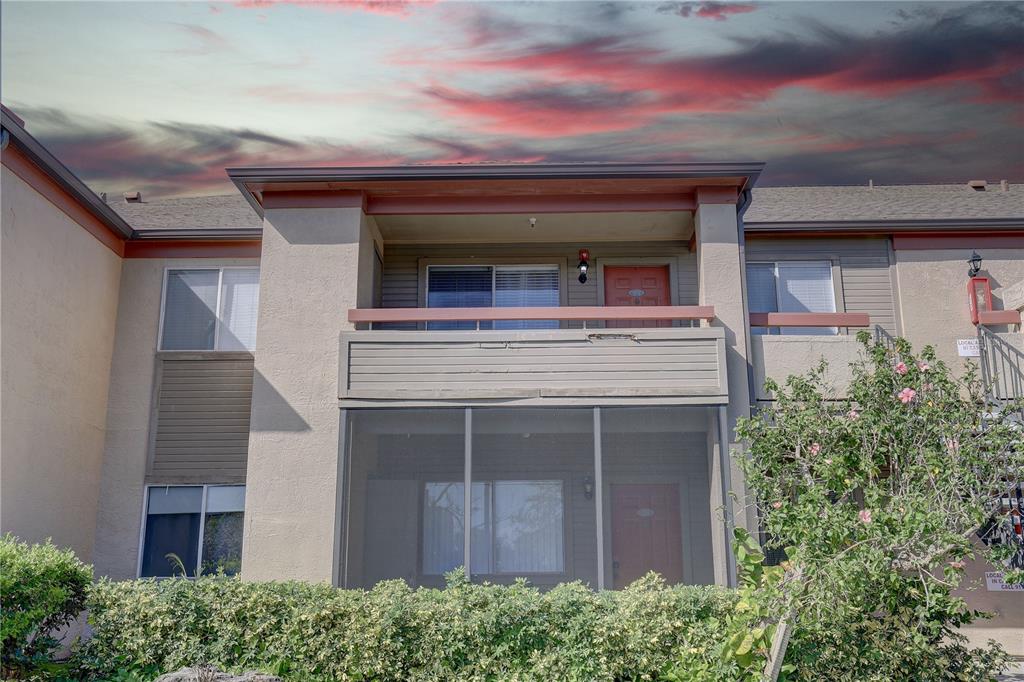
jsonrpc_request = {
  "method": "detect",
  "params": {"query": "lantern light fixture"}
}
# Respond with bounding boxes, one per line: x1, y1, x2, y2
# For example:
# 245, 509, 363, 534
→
967, 251, 983, 277
577, 248, 590, 284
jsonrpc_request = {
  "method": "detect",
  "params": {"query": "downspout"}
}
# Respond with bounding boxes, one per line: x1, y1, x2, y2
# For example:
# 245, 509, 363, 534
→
737, 188, 756, 412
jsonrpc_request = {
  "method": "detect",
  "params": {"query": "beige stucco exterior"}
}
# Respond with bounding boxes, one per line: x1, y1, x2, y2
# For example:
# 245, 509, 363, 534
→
240, 205, 380, 582
90, 257, 258, 579
750, 334, 867, 401
0, 164, 122, 561
894, 247, 1024, 370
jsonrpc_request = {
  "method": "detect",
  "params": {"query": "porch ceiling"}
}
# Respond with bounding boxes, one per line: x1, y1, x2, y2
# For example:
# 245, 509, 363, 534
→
374, 210, 694, 244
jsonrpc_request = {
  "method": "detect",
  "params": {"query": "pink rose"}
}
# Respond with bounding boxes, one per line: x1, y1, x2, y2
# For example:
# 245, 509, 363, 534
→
895, 362, 908, 375
824, 458, 833, 465
809, 443, 822, 456
848, 409, 859, 420
772, 501, 783, 509
858, 509, 872, 524
898, 388, 916, 404
949, 560, 965, 570
917, 361, 930, 372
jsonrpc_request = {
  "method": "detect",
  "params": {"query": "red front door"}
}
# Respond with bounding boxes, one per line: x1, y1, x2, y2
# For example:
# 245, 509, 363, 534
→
610, 483, 684, 589
603, 265, 671, 328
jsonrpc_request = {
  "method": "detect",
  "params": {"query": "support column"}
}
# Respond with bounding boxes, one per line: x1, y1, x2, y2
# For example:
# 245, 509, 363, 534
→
241, 193, 380, 582
695, 188, 754, 586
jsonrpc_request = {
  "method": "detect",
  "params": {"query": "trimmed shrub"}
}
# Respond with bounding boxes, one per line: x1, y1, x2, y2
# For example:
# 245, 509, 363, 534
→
0, 534, 92, 678
77, 571, 733, 681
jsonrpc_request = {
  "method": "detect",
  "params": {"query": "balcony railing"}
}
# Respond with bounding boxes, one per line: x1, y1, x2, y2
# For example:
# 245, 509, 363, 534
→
348, 305, 715, 328
748, 312, 870, 329
339, 305, 727, 406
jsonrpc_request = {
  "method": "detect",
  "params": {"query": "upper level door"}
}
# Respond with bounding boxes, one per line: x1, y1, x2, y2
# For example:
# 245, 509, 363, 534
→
603, 265, 671, 328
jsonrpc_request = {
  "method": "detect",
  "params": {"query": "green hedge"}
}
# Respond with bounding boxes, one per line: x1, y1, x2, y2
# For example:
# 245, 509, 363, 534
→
0, 534, 92, 678
78, 571, 733, 681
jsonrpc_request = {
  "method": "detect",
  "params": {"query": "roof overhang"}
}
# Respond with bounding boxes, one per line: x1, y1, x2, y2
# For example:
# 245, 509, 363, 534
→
227, 162, 765, 218
1, 105, 134, 240
744, 217, 1024, 235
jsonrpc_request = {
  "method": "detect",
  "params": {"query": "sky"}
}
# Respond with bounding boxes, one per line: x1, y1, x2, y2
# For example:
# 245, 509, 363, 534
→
2, 0, 1022, 197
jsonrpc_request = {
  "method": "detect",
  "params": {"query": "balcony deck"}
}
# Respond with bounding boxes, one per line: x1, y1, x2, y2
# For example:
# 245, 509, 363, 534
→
340, 306, 727, 407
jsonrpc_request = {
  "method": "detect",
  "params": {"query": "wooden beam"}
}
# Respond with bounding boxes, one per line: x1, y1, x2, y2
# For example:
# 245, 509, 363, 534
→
262, 190, 365, 210
977, 310, 1022, 325
124, 240, 262, 259
749, 312, 870, 327
365, 193, 696, 215
348, 305, 715, 323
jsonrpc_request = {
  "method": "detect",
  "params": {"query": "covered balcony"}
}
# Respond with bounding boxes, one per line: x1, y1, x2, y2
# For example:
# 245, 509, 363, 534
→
340, 306, 726, 406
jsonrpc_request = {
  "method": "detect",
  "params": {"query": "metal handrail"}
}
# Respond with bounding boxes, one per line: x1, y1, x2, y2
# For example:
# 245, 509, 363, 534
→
977, 324, 1024, 422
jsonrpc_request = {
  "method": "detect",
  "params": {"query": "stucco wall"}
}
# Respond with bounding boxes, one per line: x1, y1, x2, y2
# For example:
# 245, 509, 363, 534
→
91, 257, 258, 579
750, 335, 866, 401
894, 247, 1024, 370
241, 207, 379, 583
0, 165, 122, 561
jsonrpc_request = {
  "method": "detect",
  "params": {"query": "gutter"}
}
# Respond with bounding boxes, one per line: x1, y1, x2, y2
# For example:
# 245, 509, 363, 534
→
1, 108, 135, 240
745, 217, 1024, 234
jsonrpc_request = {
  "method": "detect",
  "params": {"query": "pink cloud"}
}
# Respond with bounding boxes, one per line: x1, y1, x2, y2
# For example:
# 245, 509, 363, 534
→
230, 0, 434, 16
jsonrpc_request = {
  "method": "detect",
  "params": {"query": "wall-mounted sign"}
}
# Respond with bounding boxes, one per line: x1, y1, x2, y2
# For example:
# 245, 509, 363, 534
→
957, 339, 980, 357
985, 572, 1024, 592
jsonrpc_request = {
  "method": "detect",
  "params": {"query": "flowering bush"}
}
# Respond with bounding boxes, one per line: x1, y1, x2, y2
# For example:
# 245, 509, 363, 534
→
734, 333, 1023, 680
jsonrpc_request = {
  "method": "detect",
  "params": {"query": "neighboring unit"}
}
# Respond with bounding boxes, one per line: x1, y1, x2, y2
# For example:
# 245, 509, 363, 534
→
2, 105, 1022, 655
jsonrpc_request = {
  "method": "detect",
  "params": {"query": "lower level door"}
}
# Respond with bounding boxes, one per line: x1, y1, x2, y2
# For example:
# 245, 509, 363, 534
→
610, 483, 684, 589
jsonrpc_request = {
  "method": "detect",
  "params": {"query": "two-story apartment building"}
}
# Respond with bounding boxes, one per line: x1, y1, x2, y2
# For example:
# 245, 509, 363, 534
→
2, 106, 1022, 653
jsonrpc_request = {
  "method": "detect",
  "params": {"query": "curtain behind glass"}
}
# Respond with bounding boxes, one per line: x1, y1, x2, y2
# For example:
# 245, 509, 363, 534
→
218, 269, 260, 350
161, 270, 218, 350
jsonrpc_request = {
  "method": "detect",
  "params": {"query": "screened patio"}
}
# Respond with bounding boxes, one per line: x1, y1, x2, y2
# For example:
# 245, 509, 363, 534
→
339, 406, 724, 590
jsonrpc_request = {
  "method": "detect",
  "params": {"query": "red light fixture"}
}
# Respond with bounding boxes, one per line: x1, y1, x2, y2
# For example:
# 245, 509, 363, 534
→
577, 249, 590, 284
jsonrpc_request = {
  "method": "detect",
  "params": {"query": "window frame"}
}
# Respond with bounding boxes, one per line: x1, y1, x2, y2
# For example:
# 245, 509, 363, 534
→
745, 259, 839, 335
136, 483, 246, 578
157, 266, 260, 352
419, 476, 569, 578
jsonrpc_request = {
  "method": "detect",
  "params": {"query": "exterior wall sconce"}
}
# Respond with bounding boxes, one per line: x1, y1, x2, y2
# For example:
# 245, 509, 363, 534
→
967, 251, 983, 277
968, 276, 993, 326
583, 475, 594, 500
578, 248, 590, 284
966, 252, 991, 325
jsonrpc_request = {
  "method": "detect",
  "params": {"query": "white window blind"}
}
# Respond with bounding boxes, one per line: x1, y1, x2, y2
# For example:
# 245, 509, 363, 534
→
160, 268, 260, 350
777, 262, 836, 335
218, 269, 260, 351
494, 267, 559, 330
745, 261, 836, 335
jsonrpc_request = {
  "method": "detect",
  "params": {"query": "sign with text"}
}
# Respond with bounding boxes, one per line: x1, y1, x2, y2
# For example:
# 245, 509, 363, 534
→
985, 572, 1024, 592
957, 338, 980, 357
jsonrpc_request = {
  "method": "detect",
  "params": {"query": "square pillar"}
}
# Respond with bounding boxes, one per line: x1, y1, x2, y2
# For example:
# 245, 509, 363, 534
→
241, 193, 380, 582
694, 188, 754, 585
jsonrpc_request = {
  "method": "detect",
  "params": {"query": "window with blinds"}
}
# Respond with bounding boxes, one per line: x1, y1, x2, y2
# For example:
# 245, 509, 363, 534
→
160, 267, 261, 351
426, 265, 559, 331
746, 261, 837, 335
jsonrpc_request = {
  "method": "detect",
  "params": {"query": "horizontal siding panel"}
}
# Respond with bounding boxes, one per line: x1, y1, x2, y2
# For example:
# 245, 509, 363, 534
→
746, 236, 897, 334
149, 357, 254, 483
341, 329, 726, 403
